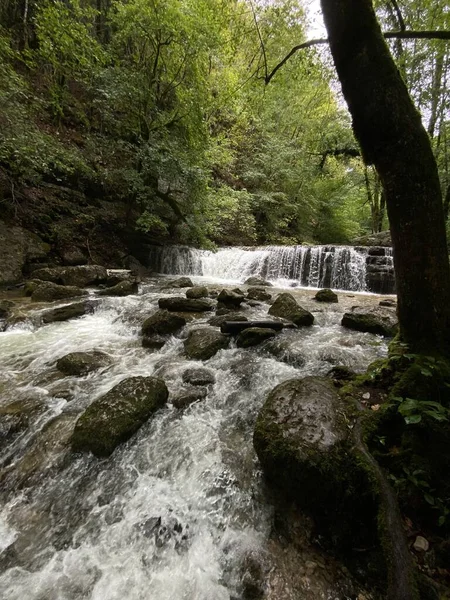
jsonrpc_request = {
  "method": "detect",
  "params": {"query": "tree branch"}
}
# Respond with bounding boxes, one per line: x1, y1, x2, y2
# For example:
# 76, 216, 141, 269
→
388, 0, 406, 32
249, 0, 268, 81
265, 30, 450, 84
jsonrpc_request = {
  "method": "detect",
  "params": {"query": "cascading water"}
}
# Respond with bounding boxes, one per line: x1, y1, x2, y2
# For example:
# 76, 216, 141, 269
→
149, 245, 377, 292
0, 281, 389, 599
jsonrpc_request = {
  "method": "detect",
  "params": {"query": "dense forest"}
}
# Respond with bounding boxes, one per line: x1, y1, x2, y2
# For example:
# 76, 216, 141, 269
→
1, 0, 449, 257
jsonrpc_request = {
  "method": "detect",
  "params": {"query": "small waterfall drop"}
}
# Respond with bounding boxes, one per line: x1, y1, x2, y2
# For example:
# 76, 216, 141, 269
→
149, 245, 377, 292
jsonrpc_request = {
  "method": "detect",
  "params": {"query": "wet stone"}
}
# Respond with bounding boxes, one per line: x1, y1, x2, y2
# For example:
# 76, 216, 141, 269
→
172, 386, 208, 409
217, 289, 245, 309
268, 293, 314, 327
163, 277, 194, 288
244, 277, 273, 287
184, 328, 230, 360
31, 282, 88, 303
158, 297, 214, 313
208, 313, 248, 327
314, 288, 338, 303
236, 327, 278, 348
186, 286, 208, 299
56, 351, 111, 376
97, 280, 138, 297
142, 335, 167, 350
41, 300, 96, 324
247, 287, 272, 302
142, 310, 186, 336
182, 367, 215, 386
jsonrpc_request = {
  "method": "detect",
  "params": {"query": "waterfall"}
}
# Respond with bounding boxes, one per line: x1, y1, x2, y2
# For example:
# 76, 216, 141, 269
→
149, 245, 381, 292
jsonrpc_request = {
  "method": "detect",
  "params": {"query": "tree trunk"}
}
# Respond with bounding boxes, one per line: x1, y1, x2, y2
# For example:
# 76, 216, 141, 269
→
321, 0, 450, 356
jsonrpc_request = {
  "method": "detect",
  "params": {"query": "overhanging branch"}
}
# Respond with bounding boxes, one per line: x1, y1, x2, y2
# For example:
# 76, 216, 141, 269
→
265, 30, 450, 84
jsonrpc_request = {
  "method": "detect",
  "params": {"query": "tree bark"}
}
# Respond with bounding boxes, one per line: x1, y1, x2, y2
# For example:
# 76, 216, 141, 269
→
321, 0, 450, 356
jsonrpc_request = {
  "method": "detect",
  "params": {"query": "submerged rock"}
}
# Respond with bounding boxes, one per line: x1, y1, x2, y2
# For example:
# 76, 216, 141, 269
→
184, 328, 230, 360
98, 280, 138, 296
41, 300, 95, 323
142, 310, 186, 336
244, 277, 273, 287
71, 376, 168, 456
314, 288, 338, 303
263, 336, 306, 368
341, 306, 398, 337
158, 297, 213, 312
186, 286, 208, 299
142, 335, 168, 350
56, 351, 111, 376
236, 327, 277, 348
217, 289, 245, 309
247, 287, 272, 302
182, 367, 215, 386
0, 300, 15, 319
268, 293, 314, 327
31, 282, 88, 302
172, 386, 208, 409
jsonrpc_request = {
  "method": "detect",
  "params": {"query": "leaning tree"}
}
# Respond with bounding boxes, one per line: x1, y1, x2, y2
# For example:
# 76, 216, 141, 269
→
319, 0, 450, 356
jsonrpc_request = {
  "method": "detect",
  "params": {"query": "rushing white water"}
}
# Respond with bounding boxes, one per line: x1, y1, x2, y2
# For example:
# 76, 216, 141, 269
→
149, 245, 372, 292
0, 282, 388, 599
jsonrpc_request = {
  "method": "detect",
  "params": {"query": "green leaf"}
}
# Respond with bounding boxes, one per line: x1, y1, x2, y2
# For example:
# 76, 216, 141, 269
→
404, 414, 422, 424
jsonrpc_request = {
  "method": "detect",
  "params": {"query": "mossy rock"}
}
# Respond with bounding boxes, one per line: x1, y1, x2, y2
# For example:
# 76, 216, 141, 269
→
31, 282, 88, 302
247, 287, 272, 302
172, 386, 208, 409
71, 376, 168, 456
236, 327, 277, 348
268, 293, 314, 327
315, 288, 338, 303
217, 289, 245, 308
61, 265, 107, 287
208, 313, 248, 327
158, 297, 214, 312
142, 310, 186, 336
184, 328, 230, 360
244, 277, 273, 287
41, 301, 95, 323
0, 300, 15, 319
163, 277, 194, 288
254, 377, 378, 548
97, 280, 138, 296
186, 286, 208, 299
56, 351, 111, 376
341, 307, 398, 337
182, 367, 215, 386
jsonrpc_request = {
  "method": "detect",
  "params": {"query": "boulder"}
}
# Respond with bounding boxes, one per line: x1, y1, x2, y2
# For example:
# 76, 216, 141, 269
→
184, 328, 230, 360
341, 306, 398, 337
172, 386, 208, 409
247, 287, 272, 302
208, 313, 248, 327
268, 293, 314, 327
31, 282, 88, 302
106, 270, 135, 287
0, 220, 50, 285
217, 289, 245, 309
253, 377, 374, 543
71, 376, 168, 456
60, 265, 108, 287
142, 335, 168, 350
142, 310, 186, 336
353, 231, 392, 246
164, 277, 194, 288
0, 300, 15, 319
41, 301, 95, 324
158, 297, 214, 312
182, 367, 215, 386
98, 280, 138, 296
236, 327, 277, 348
186, 286, 208, 299
31, 267, 65, 284
327, 365, 356, 384
379, 299, 396, 308
315, 288, 338, 303
244, 277, 273, 287
263, 336, 306, 368
56, 351, 111, 376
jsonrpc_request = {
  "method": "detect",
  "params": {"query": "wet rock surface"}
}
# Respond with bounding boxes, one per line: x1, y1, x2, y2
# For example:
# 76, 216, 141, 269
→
186, 286, 208, 299
31, 282, 88, 302
71, 376, 168, 456
56, 351, 111, 376
217, 289, 245, 309
342, 305, 398, 336
182, 367, 215, 386
97, 280, 138, 296
247, 287, 272, 302
172, 386, 208, 409
158, 296, 214, 312
163, 277, 194, 288
184, 327, 230, 360
236, 327, 278, 348
314, 288, 338, 303
268, 292, 314, 327
142, 310, 186, 336
41, 300, 96, 323
244, 277, 273, 287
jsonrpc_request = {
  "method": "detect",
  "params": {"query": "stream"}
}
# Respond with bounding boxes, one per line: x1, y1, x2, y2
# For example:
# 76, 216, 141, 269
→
0, 276, 389, 599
